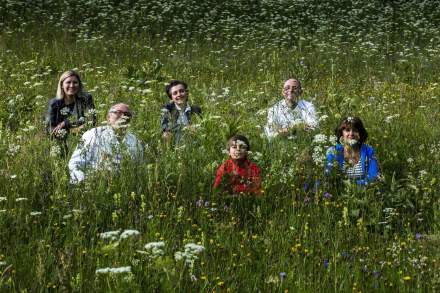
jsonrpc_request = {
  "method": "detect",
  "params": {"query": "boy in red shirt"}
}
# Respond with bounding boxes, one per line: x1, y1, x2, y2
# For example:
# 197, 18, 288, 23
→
214, 135, 262, 196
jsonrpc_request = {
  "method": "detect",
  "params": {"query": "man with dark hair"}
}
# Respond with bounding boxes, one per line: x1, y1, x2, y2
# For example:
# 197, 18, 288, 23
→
161, 80, 201, 144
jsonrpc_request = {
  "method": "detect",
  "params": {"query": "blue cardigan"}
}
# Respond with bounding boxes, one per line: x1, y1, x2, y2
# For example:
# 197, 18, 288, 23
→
325, 143, 380, 185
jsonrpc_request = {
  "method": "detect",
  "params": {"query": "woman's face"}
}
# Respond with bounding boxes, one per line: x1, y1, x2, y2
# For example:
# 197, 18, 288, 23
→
62, 75, 80, 98
229, 140, 248, 160
342, 126, 360, 142
169, 84, 188, 107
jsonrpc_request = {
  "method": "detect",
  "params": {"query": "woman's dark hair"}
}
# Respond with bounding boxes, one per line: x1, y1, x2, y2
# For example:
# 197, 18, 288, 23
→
165, 80, 188, 99
335, 116, 368, 144
227, 134, 250, 151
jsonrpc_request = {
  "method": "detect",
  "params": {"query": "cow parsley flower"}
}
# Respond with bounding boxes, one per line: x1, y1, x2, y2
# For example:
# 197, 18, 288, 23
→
95, 266, 131, 274
119, 229, 140, 240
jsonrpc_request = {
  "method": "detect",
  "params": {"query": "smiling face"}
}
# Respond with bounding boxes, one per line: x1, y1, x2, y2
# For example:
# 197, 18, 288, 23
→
341, 126, 360, 145
107, 103, 132, 130
228, 140, 248, 160
169, 84, 188, 107
62, 75, 80, 98
282, 79, 302, 103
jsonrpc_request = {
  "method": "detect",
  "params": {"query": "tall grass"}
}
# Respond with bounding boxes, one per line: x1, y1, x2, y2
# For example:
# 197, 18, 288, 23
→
0, 0, 439, 291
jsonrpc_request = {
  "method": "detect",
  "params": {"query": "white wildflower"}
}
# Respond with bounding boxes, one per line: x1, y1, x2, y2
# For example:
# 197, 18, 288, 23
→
60, 107, 71, 116
50, 145, 62, 157
0, 261, 6, 266
184, 243, 205, 254
0, 197, 6, 202
15, 197, 27, 202
10, 174, 17, 179
99, 230, 121, 241
30, 211, 42, 216
313, 134, 327, 144
144, 241, 165, 258
95, 266, 131, 274
119, 229, 140, 240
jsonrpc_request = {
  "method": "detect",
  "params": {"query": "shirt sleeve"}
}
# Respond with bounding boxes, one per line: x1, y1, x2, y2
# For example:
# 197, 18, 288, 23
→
68, 131, 93, 183
248, 164, 262, 195
213, 163, 226, 189
46, 99, 59, 131
302, 101, 318, 129
160, 108, 171, 132
264, 106, 278, 139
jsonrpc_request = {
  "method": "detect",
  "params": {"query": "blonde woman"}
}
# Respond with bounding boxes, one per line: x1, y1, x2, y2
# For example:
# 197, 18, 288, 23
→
46, 70, 96, 140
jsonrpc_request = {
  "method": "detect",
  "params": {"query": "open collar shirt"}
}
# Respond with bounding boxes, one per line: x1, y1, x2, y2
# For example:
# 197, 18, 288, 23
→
264, 99, 318, 139
68, 125, 143, 183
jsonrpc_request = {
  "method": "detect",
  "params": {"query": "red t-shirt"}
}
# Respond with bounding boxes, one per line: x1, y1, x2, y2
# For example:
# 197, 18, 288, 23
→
214, 158, 262, 195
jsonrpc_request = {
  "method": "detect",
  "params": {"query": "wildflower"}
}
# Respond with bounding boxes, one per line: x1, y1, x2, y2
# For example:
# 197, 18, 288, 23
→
0, 197, 6, 202
324, 259, 329, 269
10, 175, 17, 179
279, 272, 287, 280
403, 276, 411, 281
99, 230, 121, 241
119, 229, 140, 239
144, 241, 165, 258
313, 134, 327, 144
30, 211, 42, 216
50, 145, 61, 157
415, 233, 422, 240
15, 197, 27, 202
0, 261, 6, 266
323, 192, 332, 199
95, 266, 131, 274
195, 199, 204, 207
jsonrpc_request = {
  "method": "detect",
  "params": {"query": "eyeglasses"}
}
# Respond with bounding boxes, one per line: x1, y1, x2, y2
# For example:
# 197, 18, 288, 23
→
109, 110, 132, 117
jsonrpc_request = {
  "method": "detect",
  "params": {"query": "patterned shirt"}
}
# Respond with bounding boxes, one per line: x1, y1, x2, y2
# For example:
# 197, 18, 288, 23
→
344, 160, 364, 179
68, 126, 144, 183
264, 99, 318, 139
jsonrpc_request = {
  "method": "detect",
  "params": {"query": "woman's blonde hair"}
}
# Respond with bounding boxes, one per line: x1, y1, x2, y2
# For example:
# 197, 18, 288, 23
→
56, 70, 85, 100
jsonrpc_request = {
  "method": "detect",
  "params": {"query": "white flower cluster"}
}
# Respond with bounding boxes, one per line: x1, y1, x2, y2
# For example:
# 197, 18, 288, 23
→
144, 241, 165, 259
312, 134, 337, 166
95, 266, 131, 274
60, 107, 71, 116
119, 229, 140, 239
174, 243, 205, 267
100, 229, 140, 241
0, 197, 6, 202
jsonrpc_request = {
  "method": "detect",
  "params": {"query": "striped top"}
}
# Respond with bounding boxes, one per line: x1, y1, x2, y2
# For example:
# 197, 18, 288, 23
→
344, 160, 364, 179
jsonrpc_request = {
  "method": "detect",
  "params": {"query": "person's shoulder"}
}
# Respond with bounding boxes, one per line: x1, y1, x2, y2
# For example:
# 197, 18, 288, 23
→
161, 102, 175, 112
298, 99, 315, 108
362, 144, 375, 155
48, 98, 62, 108
78, 92, 93, 102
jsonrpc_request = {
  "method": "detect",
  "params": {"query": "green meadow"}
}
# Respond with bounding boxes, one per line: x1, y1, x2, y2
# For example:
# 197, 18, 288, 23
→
0, 0, 439, 291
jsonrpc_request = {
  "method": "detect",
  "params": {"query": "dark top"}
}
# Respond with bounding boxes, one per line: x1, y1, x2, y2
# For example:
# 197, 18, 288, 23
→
160, 102, 202, 133
46, 93, 96, 134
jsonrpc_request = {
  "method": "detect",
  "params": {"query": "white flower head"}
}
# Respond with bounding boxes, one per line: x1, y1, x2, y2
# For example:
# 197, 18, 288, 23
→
99, 230, 121, 241
119, 229, 140, 240
96, 266, 131, 274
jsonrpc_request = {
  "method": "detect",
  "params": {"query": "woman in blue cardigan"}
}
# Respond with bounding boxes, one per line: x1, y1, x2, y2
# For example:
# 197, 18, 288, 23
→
325, 117, 380, 185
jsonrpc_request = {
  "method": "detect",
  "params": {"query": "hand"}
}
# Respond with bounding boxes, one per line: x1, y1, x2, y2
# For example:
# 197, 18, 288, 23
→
52, 121, 66, 134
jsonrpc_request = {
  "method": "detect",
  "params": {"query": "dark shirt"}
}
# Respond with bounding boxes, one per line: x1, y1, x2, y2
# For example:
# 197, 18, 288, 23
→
46, 93, 96, 134
160, 102, 201, 142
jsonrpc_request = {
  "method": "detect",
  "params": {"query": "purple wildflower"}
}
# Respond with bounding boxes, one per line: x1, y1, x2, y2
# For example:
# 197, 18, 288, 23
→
324, 259, 329, 269
323, 192, 332, 199
415, 232, 422, 240
279, 272, 287, 280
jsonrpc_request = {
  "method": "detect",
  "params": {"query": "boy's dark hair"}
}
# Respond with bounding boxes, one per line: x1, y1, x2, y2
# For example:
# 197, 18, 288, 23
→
227, 134, 250, 151
165, 80, 188, 99
335, 116, 368, 144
